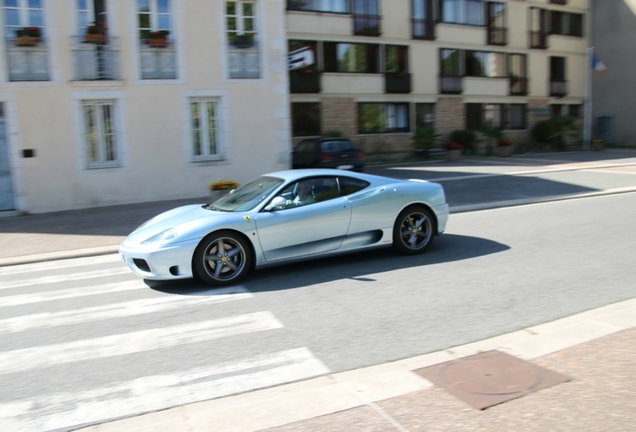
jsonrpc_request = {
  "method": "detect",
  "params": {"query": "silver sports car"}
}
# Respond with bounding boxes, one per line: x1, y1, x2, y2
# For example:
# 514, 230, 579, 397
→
119, 169, 449, 286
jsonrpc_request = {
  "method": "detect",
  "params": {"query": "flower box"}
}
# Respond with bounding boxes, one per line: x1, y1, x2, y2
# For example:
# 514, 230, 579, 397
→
147, 38, 168, 48
15, 36, 39, 46
84, 33, 106, 44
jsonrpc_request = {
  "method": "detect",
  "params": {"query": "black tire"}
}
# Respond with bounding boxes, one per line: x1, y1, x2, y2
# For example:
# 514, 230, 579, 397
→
393, 206, 435, 255
193, 231, 252, 286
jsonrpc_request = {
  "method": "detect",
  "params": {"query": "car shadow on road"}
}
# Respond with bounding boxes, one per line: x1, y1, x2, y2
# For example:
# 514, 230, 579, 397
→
146, 233, 509, 295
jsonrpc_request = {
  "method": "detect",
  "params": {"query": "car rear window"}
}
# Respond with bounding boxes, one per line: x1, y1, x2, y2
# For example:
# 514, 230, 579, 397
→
339, 177, 369, 195
321, 140, 356, 152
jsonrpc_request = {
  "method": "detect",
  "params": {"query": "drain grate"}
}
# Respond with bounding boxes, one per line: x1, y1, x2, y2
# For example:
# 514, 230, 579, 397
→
415, 350, 572, 410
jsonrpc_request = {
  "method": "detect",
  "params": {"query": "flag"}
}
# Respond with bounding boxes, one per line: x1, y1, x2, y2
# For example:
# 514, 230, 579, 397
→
590, 49, 607, 74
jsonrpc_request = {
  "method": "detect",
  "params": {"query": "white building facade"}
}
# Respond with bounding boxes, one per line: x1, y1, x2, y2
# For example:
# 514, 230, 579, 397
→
0, 0, 290, 214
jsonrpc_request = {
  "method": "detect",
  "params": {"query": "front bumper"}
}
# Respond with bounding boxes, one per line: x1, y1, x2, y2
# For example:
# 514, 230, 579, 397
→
432, 203, 450, 234
119, 238, 200, 280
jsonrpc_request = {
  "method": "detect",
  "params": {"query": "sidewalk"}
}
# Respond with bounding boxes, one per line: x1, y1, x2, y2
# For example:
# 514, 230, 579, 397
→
1, 149, 636, 267
78, 298, 636, 432
2, 150, 636, 431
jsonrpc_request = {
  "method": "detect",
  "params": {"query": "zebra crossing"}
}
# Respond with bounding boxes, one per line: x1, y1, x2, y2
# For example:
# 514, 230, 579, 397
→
0, 255, 330, 432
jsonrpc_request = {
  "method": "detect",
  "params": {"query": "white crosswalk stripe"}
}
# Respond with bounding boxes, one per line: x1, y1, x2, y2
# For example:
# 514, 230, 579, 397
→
0, 348, 329, 432
0, 286, 252, 333
0, 256, 331, 432
0, 311, 283, 375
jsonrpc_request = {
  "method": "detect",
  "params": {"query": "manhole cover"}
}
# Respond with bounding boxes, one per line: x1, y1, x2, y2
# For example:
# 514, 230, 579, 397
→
414, 350, 572, 410
441, 355, 541, 395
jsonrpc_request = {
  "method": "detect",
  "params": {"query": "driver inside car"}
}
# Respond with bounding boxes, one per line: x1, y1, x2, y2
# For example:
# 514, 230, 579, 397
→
288, 180, 315, 206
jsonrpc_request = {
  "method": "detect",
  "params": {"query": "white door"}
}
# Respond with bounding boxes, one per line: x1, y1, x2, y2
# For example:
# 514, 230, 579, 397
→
0, 105, 14, 211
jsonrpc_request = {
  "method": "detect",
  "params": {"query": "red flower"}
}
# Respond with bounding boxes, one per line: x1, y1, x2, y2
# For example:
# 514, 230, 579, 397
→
497, 140, 512, 147
445, 142, 463, 151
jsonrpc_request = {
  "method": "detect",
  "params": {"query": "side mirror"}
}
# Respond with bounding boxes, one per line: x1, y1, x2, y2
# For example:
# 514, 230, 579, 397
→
264, 196, 287, 212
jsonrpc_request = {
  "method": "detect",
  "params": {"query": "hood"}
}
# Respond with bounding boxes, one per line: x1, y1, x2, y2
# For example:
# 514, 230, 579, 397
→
126, 204, 225, 244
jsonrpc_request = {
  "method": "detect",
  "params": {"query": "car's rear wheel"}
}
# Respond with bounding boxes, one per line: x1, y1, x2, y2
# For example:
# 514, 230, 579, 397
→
393, 206, 435, 255
193, 231, 252, 286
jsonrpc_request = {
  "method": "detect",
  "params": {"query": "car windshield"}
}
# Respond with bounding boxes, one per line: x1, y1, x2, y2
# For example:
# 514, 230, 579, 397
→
207, 176, 284, 212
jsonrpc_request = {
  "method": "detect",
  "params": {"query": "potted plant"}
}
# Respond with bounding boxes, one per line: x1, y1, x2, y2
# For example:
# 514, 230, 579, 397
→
15, 26, 41, 46
445, 142, 463, 160
233, 32, 255, 49
84, 21, 106, 44
209, 180, 240, 200
480, 123, 503, 156
412, 126, 441, 159
450, 129, 477, 155
496, 139, 514, 157
147, 30, 169, 47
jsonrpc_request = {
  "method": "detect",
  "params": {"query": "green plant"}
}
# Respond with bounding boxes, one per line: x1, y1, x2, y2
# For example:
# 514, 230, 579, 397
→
412, 126, 441, 159
15, 26, 41, 38
233, 32, 255, 47
86, 21, 106, 35
323, 130, 344, 138
480, 123, 503, 156
531, 120, 554, 146
548, 115, 580, 150
148, 30, 169, 39
450, 129, 477, 154
210, 180, 240, 191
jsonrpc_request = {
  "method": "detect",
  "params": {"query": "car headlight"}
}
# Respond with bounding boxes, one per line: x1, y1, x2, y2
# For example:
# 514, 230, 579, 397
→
142, 228, 179, 244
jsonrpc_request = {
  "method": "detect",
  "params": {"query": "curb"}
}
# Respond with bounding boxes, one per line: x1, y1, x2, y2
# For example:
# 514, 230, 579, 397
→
3, 187, 636, 268
76, 296, 636, 432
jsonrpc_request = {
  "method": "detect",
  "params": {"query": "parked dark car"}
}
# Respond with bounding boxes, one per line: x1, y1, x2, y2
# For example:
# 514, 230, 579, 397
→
292, 138, 365, 172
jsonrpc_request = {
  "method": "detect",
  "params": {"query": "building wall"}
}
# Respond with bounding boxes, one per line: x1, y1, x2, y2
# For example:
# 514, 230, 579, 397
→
288, 0, 589, 158
591, 0, 636, 146
1, 0, 290, 213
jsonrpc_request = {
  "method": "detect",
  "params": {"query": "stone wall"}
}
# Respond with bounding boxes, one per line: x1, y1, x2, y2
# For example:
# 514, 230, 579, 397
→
322, 97, 357, 137
436, 97, 465, 143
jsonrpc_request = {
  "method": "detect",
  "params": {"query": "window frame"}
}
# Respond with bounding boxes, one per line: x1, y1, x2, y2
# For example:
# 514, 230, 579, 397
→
439, 0, 484, 27
466, 103, 527, 130
3, 0, 45, 39
137, 0, 172, 40
323, 42, 379, 73
358, 102, 410, 134
190, 98, 223, 161
82, 100, 121, 169
286, 0, 350, 14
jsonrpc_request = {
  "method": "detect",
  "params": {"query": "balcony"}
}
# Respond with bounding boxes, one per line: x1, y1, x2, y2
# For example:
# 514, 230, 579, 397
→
228, 42, 260, 79
439, 76, 463, 94
290, 69, 321, 93
139, 41, 177, 80
412, 19, 435, 40
385, 73, 411, 94
488, 27, 507, 45
529, 31, 548, 49
353, 14, 381, 36
510, 77, 528, 96
5, 38, 50, 81
72, 36, 120, 80
549, 0, 567, 4
550, 80, 568, 97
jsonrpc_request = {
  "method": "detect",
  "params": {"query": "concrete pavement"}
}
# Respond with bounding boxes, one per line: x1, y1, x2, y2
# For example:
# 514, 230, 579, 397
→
2, 149, 636, 431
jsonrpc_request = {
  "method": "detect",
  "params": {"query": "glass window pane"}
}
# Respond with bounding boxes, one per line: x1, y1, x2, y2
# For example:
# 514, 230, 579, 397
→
157, 15, 171, 29
4, 10, 20, 27
226, 1, 236, 15
359, 104, 384, 133
28, 0, 42, 8
157, 0, 170, 13
243, 17, 254, 31
226, 17, 236, 31
243, 2, 253, 16
206, 102, 217, 154
29, 10, 44, 27
4, 0, 19, 8
138, 0, 149, 10
191, 103, 201, 156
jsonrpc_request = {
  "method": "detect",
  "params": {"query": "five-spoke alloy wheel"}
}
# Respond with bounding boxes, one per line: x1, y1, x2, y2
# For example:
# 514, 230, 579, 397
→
193, 231, 252, 286
393, 206, 435, 255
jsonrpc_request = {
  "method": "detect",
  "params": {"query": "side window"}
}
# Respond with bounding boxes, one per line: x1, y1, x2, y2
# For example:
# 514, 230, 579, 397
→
295, 140, 314, 153
339, 177, 370, 196
278, 177, 341, 208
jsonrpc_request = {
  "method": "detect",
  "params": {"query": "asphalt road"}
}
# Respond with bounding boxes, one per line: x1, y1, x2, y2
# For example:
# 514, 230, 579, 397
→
1, 191, 635, 431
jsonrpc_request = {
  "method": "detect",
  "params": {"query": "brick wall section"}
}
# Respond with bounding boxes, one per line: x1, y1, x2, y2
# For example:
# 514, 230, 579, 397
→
322, 97, 357, 138
436, 97, 465, 143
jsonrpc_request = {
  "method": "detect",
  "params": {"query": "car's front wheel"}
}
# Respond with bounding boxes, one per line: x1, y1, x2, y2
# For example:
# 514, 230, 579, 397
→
193, 231, 252, 286
393, 206, 435, 255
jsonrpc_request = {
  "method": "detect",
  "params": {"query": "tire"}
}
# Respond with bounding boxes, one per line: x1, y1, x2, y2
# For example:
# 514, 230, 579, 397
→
393, 206, 435, 255
193, 231, 252, 286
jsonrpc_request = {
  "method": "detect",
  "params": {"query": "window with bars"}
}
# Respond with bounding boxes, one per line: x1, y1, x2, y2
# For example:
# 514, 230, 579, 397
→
83, 101, 119, 168
412, 0, 434, 39
324, 42, 379, 73
287, 0, 349, 13
466, 103, 527, 130
358, 103, 410, 134
190, 99, 222, 160
440, 0, 484, 26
